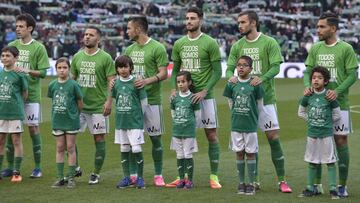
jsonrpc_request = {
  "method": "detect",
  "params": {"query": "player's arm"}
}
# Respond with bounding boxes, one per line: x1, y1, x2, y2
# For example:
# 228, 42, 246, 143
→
103, 75, 116, 116
333, 69, 357, 95
135, 66, 167, 89
170, 61, 181, 97
303, 45, 316, 95
226, 45, 238, 83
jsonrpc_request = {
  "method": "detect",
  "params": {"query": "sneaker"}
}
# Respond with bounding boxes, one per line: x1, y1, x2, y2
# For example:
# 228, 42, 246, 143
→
338, 185, 348, 198
279, 181, 292, 193
116, 177, 132, 189
67, 178, 76, 188
184, 180, 193, 189
313, 184, 324, 195
237, 183, 246, 194
298, 189, 315, 197
11, 171, 22, 183
154, 175, 165, 187
176, 179, 186, 189
254, 182, 261, 191
1, 168, 13, 177
30, 168, 42, 178
51, 179, 65, 188
136, 177, 145, 189
165, 177, 181, 188
245, 184, 255, 195
330, 190, 340, 200
88, 173, 100, 185
209, 174, 222, 189
75, 166, 82, 177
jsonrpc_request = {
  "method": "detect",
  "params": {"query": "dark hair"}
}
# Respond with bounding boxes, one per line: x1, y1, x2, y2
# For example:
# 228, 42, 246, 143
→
1, 46, 19, 57
310, 66, 331, 85
238, 10, 259, 31
55, 57, 70, 69
85, 26, 102, 36
16, 13, 36, 34
237, 55, 253, 68
129, 16, 148, 33
115, 55, 134, 74
187, 7, 204, 19
319, 12, 339, 30
176, 71, 195, 92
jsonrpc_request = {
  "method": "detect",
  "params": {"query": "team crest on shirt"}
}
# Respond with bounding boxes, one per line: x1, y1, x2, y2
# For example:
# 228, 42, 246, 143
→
0, 78, 13, 101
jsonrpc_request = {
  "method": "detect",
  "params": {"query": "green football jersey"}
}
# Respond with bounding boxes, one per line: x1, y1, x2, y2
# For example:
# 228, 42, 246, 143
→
112, 76, 147, 130
305, 40, 359, 109
124, 38, 169, 105
9, 39, 50, 103
226, 33, 283, 105
171, 92, 200, 138
171, 33, 221, 99
300, 90, 339, 138
71, 49, 115, 113
0, 69, 28, 120
223, 78, 264, 133
48, 79, 83, 131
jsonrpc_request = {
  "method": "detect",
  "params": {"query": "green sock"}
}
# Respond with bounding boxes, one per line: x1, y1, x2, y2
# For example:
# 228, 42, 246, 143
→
268, 138, 285, 181
306, 164, 316, 191
31, 134, 42, 169
134, 152, 144, 178
129, 151, 137, 175
150, 136, 163, 175
94, 141, 106, 174
185, 158, 194, 181
236, 160, 245, 183
56, 162, 64, 179
247, 159, 256, 184
14, 156, 22, 171
75, 144, 79, 167
68, 165, 76, 178
121, 152, 130, 177
327, 164, 337, 191
208, 143, 220, 175
0, 154, 4, 170
315, 164, 322, 184
6, 136, 14, 170
177, 159, 185, 180
337, 145, 349, 186
255, 153, 259, 182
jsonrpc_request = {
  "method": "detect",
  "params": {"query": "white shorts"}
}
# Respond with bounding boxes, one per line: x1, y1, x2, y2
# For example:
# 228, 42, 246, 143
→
197, 99, 218, 129
24, 103, 41, 126
52, 130, 79, 136
0, 120, 23, 133
170, 137, 198, 159
258, 104, 280, 132
114, 129, 145, 146
304, 136, 337, 164
229, 131, 258, 153
79, 113, 109, 135
144, 105, 165, 136
333, 110, 351, 136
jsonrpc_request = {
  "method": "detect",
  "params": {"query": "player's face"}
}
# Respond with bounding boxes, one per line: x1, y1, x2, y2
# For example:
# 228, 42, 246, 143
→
127, 21, 139, 41
316, 19, 335, 41
311, 72, 326, 90
56, 61, 70, 79
117, 65, 131, 78
236, 58, 252, 79
83, 28, 100, 49
15, 20, 32, 39
237, 15, 253, 36
177, 75, 191, 93
1, 51, 17, 68
186, 12, 202, 32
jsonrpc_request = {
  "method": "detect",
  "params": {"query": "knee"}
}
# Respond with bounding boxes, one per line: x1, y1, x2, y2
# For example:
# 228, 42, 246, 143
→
67, 145, 75, 155
56, 144, 66, 153
205, 129, 218, 143
335, 135, 347, 147
131, 145, 142, 153
94, 135, 105, 142
29, 126, 39, 135
120, 144, 131, 152
266, 130, 279, 140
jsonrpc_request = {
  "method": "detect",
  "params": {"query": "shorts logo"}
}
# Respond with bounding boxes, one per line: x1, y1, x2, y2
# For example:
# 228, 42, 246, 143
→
147, 126, 160, 133
93, 123, 105, 130
264, 121, 278, 129
334, 124, 347, 132
201, 118, 215, 125
27, 114, 38, 121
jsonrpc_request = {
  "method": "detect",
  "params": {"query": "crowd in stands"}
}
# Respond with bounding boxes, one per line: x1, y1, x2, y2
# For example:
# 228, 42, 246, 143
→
0, 0, 359, 62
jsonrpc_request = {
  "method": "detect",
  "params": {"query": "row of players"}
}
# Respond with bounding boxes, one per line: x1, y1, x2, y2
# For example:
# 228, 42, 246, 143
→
0, 7, 358, 198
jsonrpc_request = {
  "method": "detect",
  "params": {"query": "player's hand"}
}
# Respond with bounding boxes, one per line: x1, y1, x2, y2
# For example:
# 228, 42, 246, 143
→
191, 89, 207, 104
250, 76, 262, 86
134, 76, 146, 89
103, 100, 112, 116
228, 76, 237, 84
303, 87, 313, 96
169, 89, 176, 101
326, 90, 337, 101
14, 67, 29, 74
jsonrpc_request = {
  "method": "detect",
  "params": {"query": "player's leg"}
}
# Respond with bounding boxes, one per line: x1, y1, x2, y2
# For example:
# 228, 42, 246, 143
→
170, 137, 186, 188
0, 133, 7, 175
52, 131, 66, 188
230, 131, 246, 194
66, 133, 77, 188
11, 132, 23, 183
1, 135, 14, 177
25, 103, 43, 178
244, 132, 259, 195
129, 129, 145, 189
183, 137, 198, 189
115, 129, 131, 188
